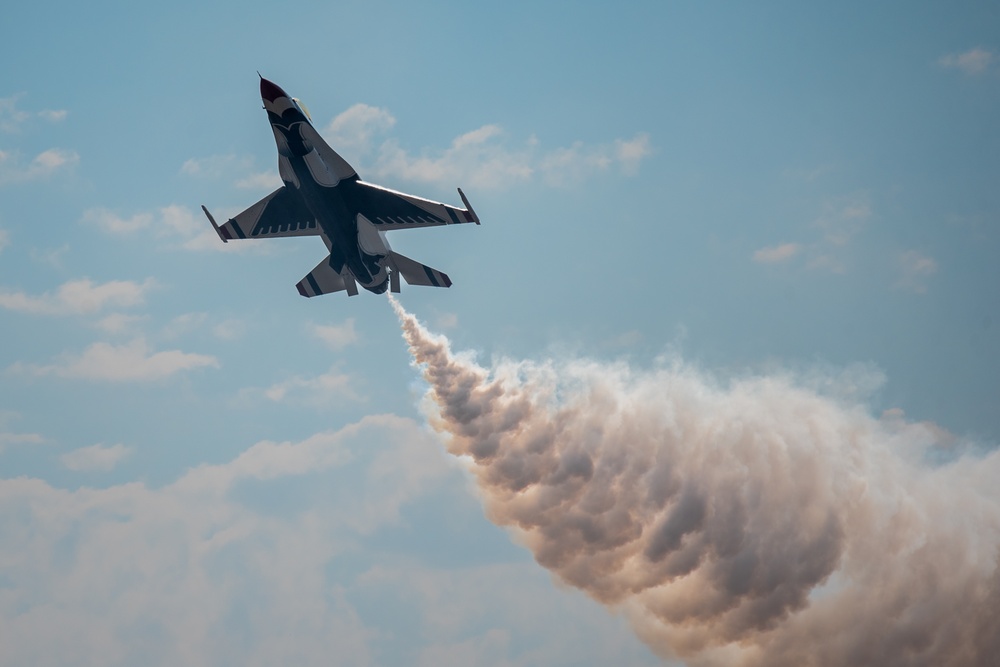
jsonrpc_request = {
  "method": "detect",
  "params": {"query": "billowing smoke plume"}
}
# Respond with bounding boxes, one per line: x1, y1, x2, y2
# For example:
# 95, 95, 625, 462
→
391, 299, 1000, 666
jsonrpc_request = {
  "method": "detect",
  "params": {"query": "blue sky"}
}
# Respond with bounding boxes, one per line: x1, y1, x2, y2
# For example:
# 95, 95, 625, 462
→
1, 2, 998, 665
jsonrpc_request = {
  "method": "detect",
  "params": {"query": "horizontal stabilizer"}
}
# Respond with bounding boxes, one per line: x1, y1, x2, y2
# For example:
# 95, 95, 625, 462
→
296, 255, 357, 297
388, 251, 452, 289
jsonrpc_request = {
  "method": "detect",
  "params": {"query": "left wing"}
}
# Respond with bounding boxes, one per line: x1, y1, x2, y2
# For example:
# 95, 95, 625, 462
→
203, 186, 319, 242
350, 182, 480, 230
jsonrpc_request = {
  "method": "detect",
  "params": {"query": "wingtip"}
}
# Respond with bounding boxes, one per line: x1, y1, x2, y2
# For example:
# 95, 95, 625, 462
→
201, 205, 228, 243
457, 188, 480, 225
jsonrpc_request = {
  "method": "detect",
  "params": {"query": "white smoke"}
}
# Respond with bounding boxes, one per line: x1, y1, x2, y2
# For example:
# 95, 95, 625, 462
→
391, 298, 1000, 667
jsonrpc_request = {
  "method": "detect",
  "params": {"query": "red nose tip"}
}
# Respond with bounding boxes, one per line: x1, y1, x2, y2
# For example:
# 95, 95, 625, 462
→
260, 77, 288, 102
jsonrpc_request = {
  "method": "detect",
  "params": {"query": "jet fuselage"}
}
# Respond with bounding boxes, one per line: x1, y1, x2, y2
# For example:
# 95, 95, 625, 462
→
201, 78, 477, 299
263, 79, 390, 293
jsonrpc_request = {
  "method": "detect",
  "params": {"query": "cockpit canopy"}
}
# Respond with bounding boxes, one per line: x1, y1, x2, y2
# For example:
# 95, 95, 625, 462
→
291, 97, 312, 121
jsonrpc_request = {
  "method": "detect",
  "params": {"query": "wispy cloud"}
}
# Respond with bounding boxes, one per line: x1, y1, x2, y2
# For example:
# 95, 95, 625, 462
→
211, 319, 246, 341
311, 319, 358, 350
60, 443, 132, 471
37, 109, 67, 123
0, 148, 79, 184
895, 249, 938, 293
0, 228, 8, 254
939, 48, 994, 75
10, 338, 219, 381
182, 154, 280, 191
81, 208, 154, 234
94, 313, 148, 335
753, 242, 801, 264
754, 196, 872, 274
262, 366, 358, 404
0, 278, 154, 316
83, 204, 263, 252
0, 95, 29, 132
0, 431, 45, 453
180, 153, 254, 178
235, 171, 281, 190
237, 365, 361, 407
0, 94, 67, 133
322, 104, 652, 190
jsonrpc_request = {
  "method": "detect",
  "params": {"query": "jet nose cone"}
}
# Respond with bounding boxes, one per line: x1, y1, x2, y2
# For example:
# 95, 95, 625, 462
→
260, 77, 289, 102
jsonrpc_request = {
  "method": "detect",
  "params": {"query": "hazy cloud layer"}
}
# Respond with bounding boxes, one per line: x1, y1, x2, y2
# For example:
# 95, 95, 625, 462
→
10, 338, 219, 381
0, 415, 653, 666
0, 278, 155, 316
60, 443, 132, 471
393, 299, 1000, 667
323, 105, 651, 190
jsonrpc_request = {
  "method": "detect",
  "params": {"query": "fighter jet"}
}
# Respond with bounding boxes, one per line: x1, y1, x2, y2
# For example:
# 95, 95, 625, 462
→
201, 76, 479, 297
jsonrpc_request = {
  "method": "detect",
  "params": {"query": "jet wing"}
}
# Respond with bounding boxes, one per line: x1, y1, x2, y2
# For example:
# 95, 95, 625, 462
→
205, 186, 319, 241
351, 182, 480, 230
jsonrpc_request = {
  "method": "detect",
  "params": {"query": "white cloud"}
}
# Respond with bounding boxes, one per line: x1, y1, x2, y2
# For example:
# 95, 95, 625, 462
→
94, 312, 147, 335
182, 154, 281, 192
753, 242, 801, 264
0, 228, 8, 253
939, 48, 994, 75
0, 278, 154, 316
436, 313, 459, 329
374, 127, 651, 190
324, 103, 397, 162
321, 104, 651, 190
83, 204, 264, 253
0, 432, 45, 453
0, 94, 30, 132
235, 170, 281, 190
814, 197, 870, 247
258, 366, 360, 405
162, 312, 209, 339
615, 133, 653, 174
0, 414, 655, 667
753, 196, 871, 275
0, 148, 79, 184
81, 207, 154, 233
29, 243, 70, 268
11, 337, 219, 381
211, 319, 245, 341
311, 319, 358, 350
895, 249, 938, 293
0, 95, 67, 131
37, 109, 68, 122
60, 443, 132, 472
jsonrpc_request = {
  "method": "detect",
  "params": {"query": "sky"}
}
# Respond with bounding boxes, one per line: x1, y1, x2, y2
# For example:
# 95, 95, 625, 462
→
1, 1, 998, 665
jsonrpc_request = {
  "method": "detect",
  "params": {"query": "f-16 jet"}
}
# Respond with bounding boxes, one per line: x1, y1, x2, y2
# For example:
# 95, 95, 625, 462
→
202, 76, 479, 297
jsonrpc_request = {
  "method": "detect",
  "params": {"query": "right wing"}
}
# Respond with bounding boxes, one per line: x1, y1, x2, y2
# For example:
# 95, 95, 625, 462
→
351, 182, 480, 230
203, 186, 319, 241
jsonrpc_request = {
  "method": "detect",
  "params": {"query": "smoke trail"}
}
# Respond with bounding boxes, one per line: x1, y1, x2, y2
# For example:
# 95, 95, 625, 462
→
390, 298, 1000, 666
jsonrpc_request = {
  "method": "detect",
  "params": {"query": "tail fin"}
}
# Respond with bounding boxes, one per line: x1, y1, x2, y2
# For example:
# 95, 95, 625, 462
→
388, 251, 452, 289
296, 255, 358, 297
